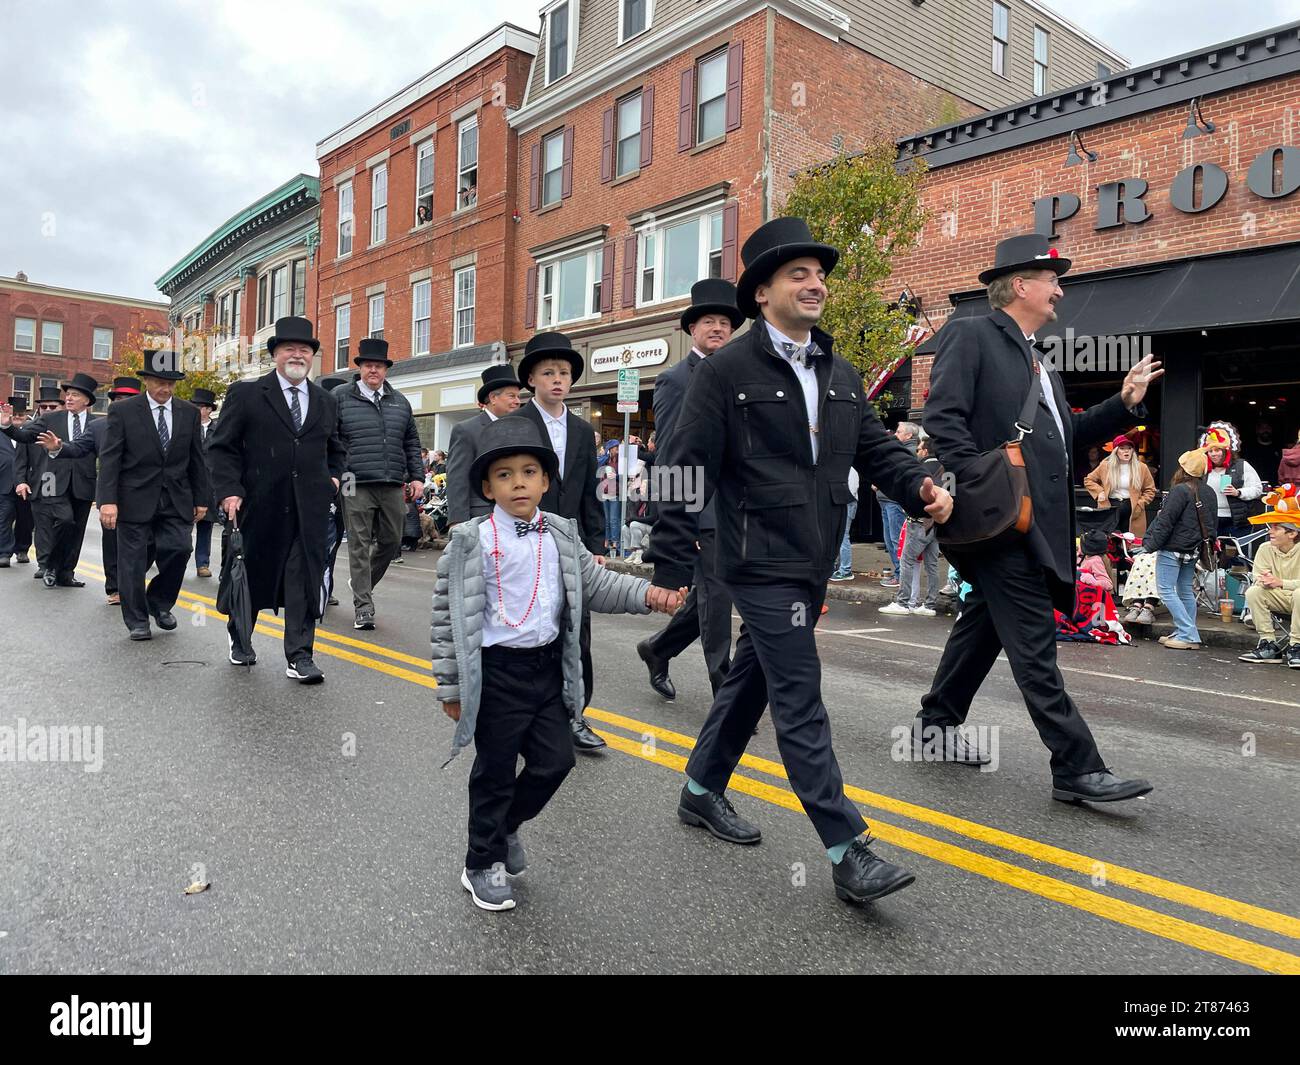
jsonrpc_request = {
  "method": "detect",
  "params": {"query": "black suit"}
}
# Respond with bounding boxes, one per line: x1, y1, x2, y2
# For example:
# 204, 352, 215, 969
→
4, 410, 98, 581
920, 308, 1142, 775
0, 429, 17, 559
446, 409, 494, 525
193, 420, 220, 572
9, 434, 35, 559
644, 350, 732, 694
93, 395, 211, 632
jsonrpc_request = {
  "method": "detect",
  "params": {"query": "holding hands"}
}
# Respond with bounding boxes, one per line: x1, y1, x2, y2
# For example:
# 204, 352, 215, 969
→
646, 585, 688, 614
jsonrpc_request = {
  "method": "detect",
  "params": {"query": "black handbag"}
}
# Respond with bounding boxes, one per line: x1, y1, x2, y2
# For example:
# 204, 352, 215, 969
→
936, 355, 1044, 549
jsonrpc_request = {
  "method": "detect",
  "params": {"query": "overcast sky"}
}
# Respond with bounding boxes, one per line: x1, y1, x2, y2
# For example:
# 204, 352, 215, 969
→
2, 0, 1297, 302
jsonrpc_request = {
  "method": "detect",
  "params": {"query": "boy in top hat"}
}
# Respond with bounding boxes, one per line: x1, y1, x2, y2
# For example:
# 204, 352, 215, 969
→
446, 364, 523, 526
190, 387, 220, 578
511, 333, 607, 753
637, 278, 743, 701
1, 373, 100, 587
433, 417, 684, 911
1238, 484, 1300, 668
330, 338, 425, 630
647, 216, 953, 906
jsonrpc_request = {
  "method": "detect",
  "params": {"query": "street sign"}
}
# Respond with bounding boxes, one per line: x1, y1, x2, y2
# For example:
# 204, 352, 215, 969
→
617, 367, 639, 413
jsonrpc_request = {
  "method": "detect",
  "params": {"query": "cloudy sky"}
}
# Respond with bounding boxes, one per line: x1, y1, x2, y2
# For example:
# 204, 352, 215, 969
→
2, 0, 1296, 302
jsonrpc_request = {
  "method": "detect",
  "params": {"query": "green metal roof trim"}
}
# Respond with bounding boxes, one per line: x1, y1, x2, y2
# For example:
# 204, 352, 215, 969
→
156, 174, 320, 291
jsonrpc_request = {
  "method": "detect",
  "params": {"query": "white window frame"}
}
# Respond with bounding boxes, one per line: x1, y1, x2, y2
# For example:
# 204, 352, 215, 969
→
371, 163, 388, 245
271, 263, 290, 321
636, 204, 725, 308
415, 139, 434, 226
335, 303, 351, 371
535, 241, 604, 328
543, 0, 578, 86
14, 317, 35, 352
453, 266, 476, 348
41, 320, 63, 356
338, 180, 354, 257
92, 327, 113, 360
541, 129, 565, 207
411, 280, 432, 356
992, 2, 1009, 78
457, 116, 479, 210
618, 0, 653, 44
291, 258, 307, 317
696, 49, 728, 145
368, 293, 385, 339
615, 91, 642, 178
11, 375, 32, 405
1034, 26, 1049, 95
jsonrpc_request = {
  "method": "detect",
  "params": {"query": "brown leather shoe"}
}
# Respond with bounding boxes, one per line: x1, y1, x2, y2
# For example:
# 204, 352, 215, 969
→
106, 593, 121, 605
196, 566, 212, 578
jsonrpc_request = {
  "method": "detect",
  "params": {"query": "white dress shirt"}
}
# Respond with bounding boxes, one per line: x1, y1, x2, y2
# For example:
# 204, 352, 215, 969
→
484, 409, 498, 422
359, 381, 388, 405
149, 397, 173, 443
479, 505, 562, 649
764, 320, 820, 461
532, 398, 567, 477
276, 372, 309, 422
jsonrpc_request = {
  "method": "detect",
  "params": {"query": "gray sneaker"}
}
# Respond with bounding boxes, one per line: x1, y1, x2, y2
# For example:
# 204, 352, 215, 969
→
461, 864, 516, 911
354, 608, 375, 630
505, 832, 527, 877
1135, 607, 1156, 625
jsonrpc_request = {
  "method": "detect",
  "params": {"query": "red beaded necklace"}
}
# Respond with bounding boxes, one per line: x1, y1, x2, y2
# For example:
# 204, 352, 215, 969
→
489, 513, 545, 627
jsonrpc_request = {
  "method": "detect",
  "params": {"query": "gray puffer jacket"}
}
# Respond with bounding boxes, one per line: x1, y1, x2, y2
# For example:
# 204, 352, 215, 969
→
432, 512, 652, 764
332, 382, 424, 485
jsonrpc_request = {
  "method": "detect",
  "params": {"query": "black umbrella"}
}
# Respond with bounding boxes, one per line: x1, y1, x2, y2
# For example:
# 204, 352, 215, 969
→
217, 511, 254, 668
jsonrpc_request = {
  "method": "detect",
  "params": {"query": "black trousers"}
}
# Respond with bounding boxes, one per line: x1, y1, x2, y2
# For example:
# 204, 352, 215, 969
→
466, 640, 575, 869
35, 495, 92, 578
117, 510, 192, 631
920, 543, 1105, 776
578, 608, 592, 716
686, 579, 865, 849
643, 528, 733, 694
226, 523, 317, 664
0, 490, 13, 557
104, 525, 156, 596
13, 494, 33, 554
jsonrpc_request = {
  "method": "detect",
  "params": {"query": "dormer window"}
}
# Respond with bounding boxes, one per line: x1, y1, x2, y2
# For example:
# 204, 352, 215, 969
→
619, 0, 652, 43
544, 0, 577, 85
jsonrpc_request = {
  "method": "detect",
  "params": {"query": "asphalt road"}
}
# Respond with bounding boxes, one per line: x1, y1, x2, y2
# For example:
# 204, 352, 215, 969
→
2, 534, 1298, 974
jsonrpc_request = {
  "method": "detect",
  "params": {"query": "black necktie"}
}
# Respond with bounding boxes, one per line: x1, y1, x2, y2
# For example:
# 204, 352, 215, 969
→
514, 517, 545, 538
71, 413, 84, 440
288, 387, 302, 432
156, 406, 169, 450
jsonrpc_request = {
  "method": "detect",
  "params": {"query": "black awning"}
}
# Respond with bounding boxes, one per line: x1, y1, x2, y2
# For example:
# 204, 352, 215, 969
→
916, 241, 1300, 352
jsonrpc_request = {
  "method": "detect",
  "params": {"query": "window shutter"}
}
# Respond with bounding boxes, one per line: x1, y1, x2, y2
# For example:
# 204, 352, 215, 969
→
722, 202, 739, 282
561, 125, 575, 199
640, 85, 654, 168
677, 66, 695, 152
525, 265, 538, 329
621, 233, 639, 307
529, 142, 541, 211
601, 108, 614, 183
601, 240, 615, 313
726, 40, 744, 133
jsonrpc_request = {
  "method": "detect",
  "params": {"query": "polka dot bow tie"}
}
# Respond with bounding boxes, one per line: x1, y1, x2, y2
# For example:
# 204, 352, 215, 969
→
782, 341, 821, 367
514, 517, 546, 538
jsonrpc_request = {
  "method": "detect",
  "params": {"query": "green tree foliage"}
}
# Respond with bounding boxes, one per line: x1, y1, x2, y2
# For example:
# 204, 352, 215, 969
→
111, 325, 240, 402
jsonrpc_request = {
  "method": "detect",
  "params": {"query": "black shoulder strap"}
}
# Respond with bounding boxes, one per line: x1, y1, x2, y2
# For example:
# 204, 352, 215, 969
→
1015, 351, 1045, 439
1191, 483, 1212, 542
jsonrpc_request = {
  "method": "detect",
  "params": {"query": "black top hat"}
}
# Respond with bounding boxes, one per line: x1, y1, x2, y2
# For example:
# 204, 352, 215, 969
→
190, 388, 218, 408
108, 377, 141, 397
468, 417, 560, 501
267, 315, 320, 354
317, 373, 349, 392
735, 216, 839, 320
680, 277, 744, 332
978, 234, 1072, 286
60, 373, 100, 401
36, 386, 63, 405
354, 337, 392, 367
140, 349, 186, 381
477, 363, 522, 405
7, 395, 28, 413
517, 331, 583, 387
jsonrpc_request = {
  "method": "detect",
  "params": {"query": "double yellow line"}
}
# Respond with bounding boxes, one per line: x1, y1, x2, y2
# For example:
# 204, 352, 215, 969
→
75, 560, 1300, 973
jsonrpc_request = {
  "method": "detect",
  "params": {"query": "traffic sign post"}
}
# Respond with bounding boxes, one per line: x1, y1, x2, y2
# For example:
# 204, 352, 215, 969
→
616, 370, 640, 558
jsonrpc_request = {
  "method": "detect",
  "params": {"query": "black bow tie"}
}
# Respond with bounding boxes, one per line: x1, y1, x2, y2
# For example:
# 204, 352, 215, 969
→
515, 517, 545, 538
781, 340, 821, 367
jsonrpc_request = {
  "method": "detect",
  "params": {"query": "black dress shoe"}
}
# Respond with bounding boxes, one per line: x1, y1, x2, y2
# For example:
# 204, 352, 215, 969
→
55, 577, 84, 588
912, 717, 991, 767
571, 719, 606, 753
636, 638, 676, 701
150, 608, 178, 631
16, 556, 30, 564
43, 571, 57, 587
33, 567, 45, 579
832, 836, 916, 904
0, 559, 10, 568
128, 626, 152, 641
677, 784, 762, 844
1052, 770, 1153, 804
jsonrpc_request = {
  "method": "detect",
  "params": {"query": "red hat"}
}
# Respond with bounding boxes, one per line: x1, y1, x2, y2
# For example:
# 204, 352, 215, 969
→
1111, 434, 1134, 449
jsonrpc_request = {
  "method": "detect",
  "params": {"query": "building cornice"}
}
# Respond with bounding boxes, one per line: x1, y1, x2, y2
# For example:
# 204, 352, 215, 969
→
0, 277, 169, 311
510, 0, 848, 135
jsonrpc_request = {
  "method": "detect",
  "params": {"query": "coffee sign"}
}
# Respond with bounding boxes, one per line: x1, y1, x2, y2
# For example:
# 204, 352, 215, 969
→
1035, 144, 1300, 235
590, 338, 668, 374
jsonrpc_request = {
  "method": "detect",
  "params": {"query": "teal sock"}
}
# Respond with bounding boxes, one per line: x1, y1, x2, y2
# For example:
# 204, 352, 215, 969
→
685, 776, 709, 796
827, 835, 861, 864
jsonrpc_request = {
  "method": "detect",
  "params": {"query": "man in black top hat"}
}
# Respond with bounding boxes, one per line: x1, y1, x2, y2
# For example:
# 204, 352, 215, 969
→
0, 396, 28, 567
511, 332, 607, 753
5, 389, 60, 571
190, 387, 220, 578
647, 216, 953, 906
1, 373, 100, 587
447, 363, 523, 527
638, 278, 743, 701
208, 316, 347, 682
330, 338, 424, 630
918, 233, 1162, 804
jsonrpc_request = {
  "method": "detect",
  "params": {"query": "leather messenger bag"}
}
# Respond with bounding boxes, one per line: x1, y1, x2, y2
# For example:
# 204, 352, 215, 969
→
935, 356, 1044, 549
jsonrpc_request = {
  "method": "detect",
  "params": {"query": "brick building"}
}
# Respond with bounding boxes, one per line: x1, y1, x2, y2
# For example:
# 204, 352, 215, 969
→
505, 0, 1123, 438
887, 18, 1300, 488
0, 273, 169, 413
156, 175, 321, 382
314, 24, 539, 447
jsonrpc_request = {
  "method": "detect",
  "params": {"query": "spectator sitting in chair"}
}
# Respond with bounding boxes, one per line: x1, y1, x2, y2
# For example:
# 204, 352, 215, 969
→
1238, 484, 1300, 668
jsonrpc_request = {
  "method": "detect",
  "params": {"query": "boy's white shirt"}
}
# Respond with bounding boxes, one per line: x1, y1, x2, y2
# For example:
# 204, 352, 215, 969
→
478, 504, 562, 647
